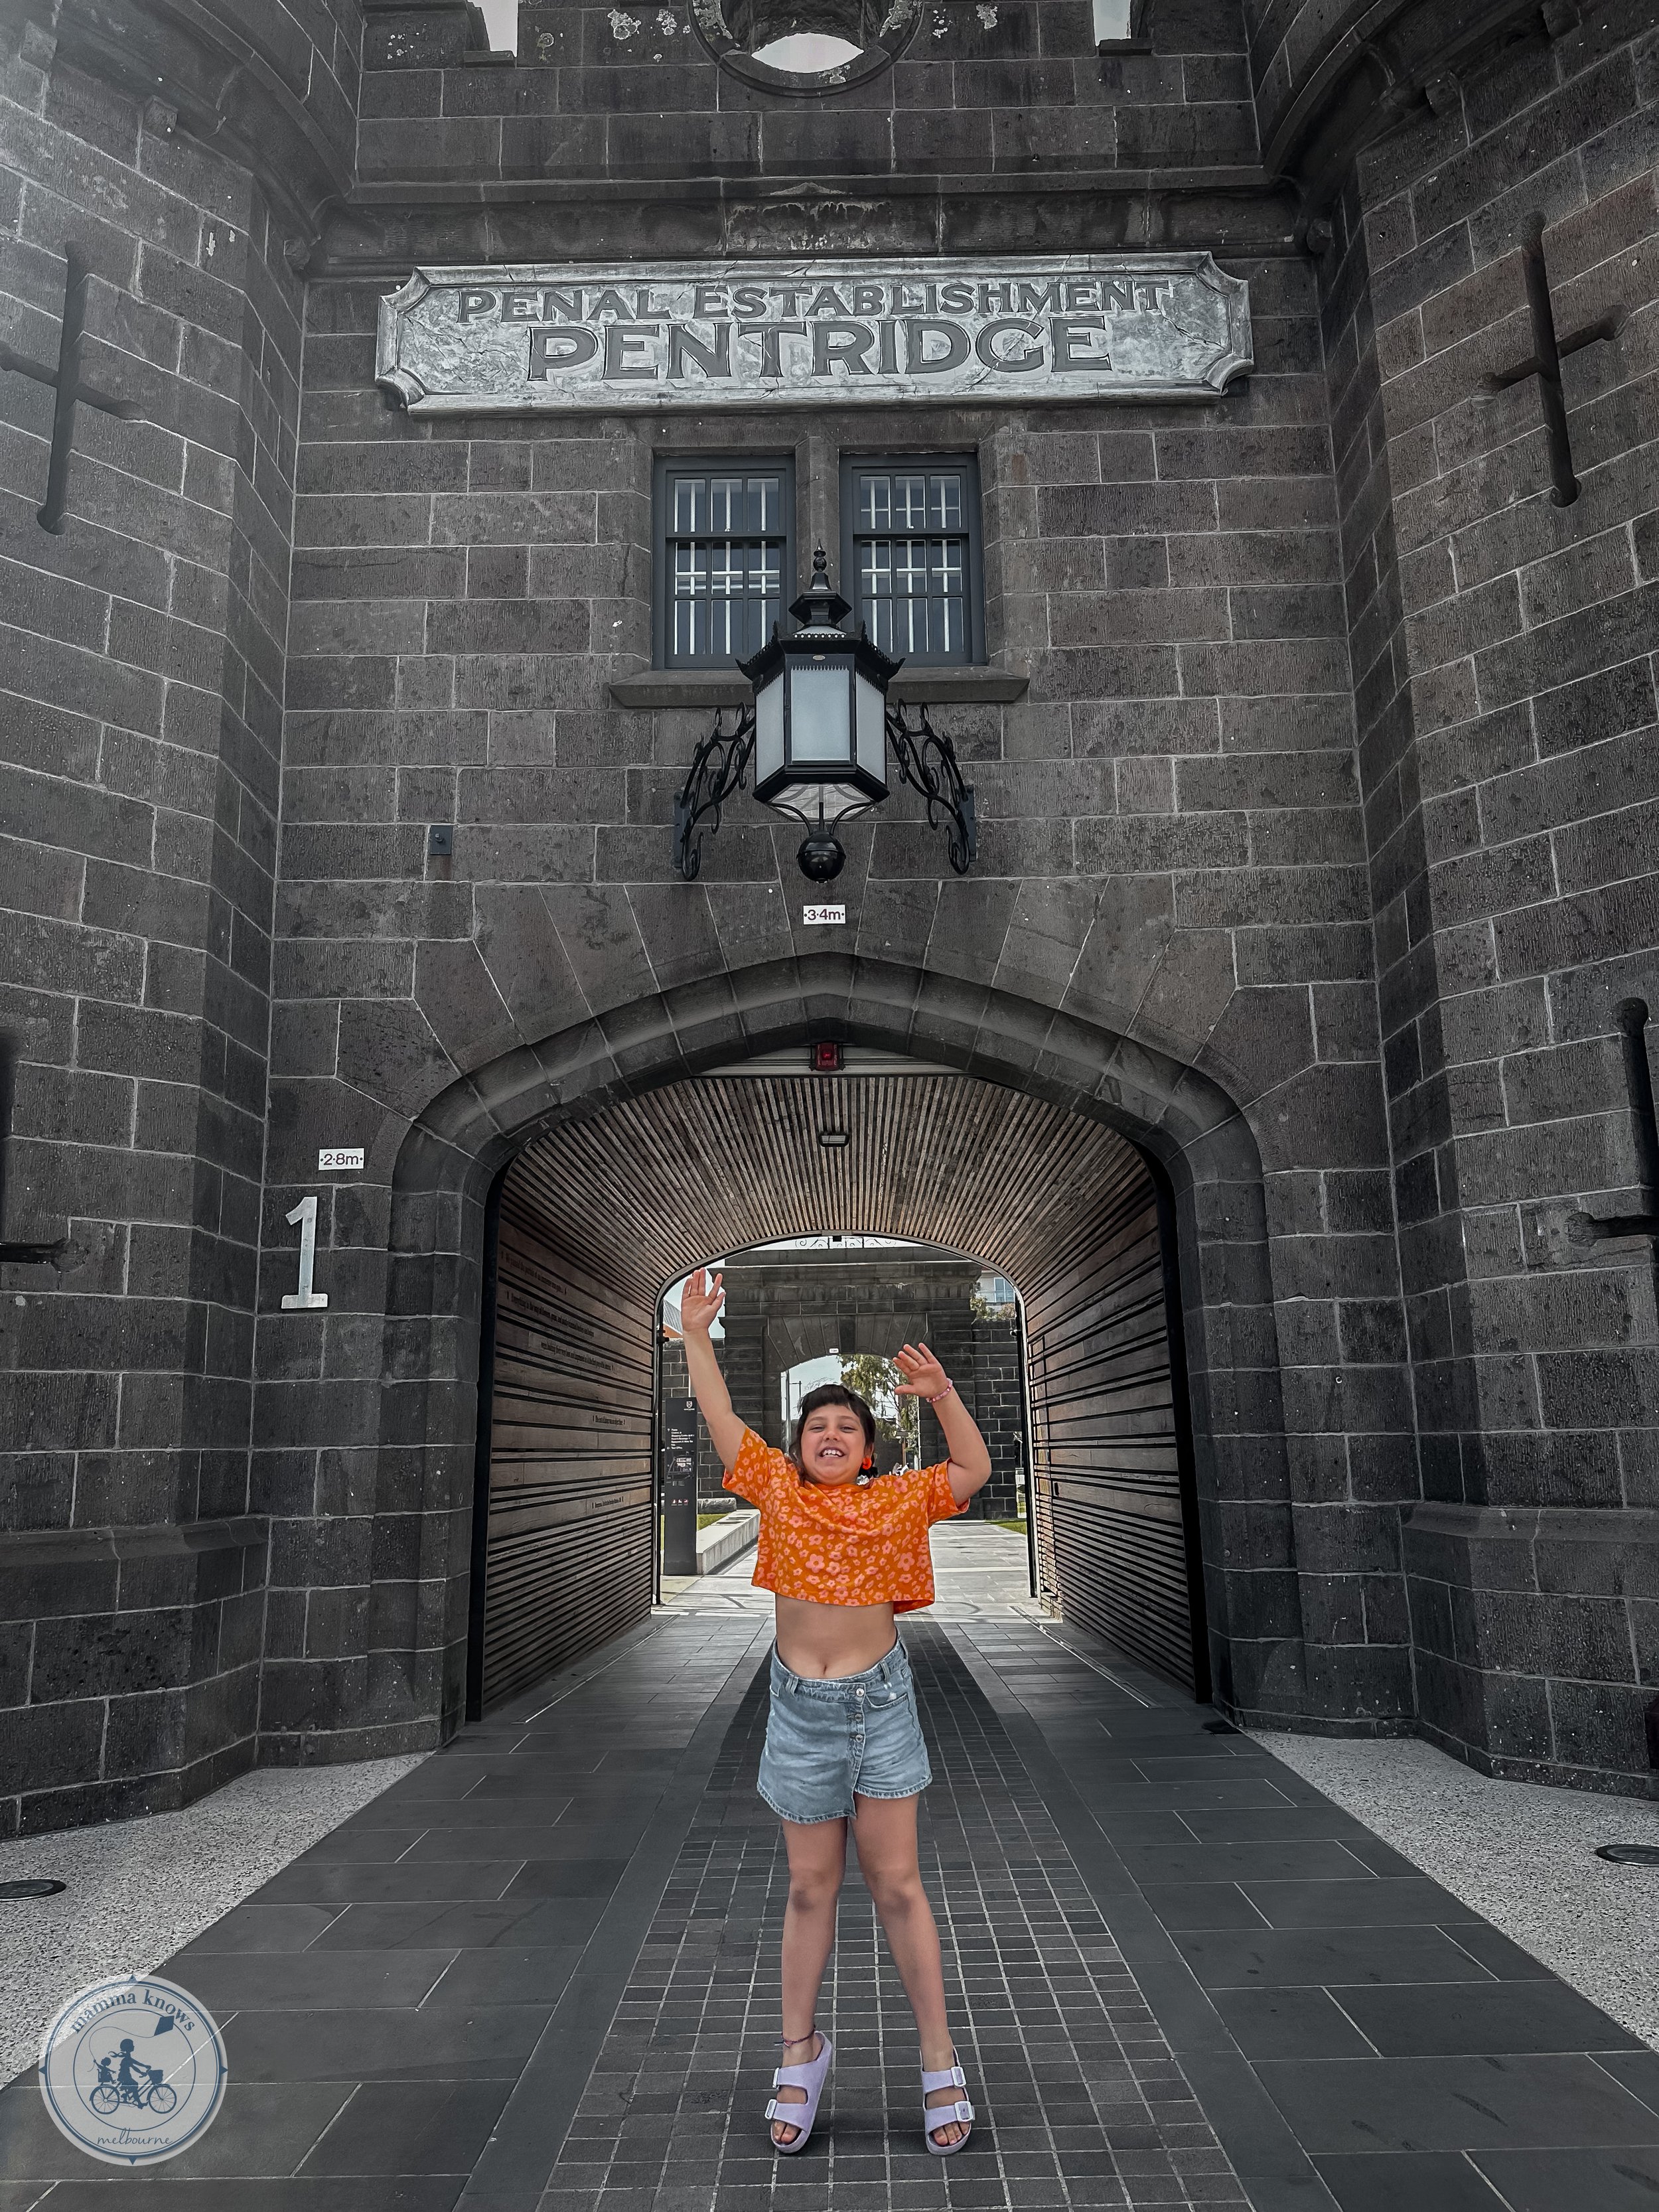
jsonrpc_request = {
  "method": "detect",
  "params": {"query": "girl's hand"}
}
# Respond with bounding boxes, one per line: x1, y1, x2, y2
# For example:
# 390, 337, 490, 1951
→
679, 1263, 724, 1336
893, 1341, 950, 1399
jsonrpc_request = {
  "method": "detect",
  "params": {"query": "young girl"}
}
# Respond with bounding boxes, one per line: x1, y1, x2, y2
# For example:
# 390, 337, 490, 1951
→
678, 1262, 993, 2157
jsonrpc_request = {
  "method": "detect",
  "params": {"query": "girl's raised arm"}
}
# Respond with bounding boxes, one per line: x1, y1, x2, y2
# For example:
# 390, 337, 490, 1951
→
678, 1264, 749, 1471
895, 1341, 993, 1505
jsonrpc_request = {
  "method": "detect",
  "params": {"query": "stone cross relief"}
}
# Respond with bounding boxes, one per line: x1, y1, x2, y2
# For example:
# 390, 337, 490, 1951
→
1484, 214, 1618, 508
0, 248, 140, 533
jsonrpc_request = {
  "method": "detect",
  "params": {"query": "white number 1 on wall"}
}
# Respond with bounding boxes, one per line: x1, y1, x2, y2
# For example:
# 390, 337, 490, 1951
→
281, 1194, 329, 1311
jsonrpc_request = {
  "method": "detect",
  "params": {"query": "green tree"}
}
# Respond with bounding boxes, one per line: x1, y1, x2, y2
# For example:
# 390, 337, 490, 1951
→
839, 1353, 920, 1465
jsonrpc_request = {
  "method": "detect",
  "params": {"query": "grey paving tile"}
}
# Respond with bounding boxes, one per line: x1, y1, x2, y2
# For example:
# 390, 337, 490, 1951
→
1313, 2151, 1502, 2210
350, 1797, 576, 1830
405, 1827, 648, 1862
1137, 1885, 1273, 1932
1472, 2144, 1659, 2208
374, 1765, 500, 1802
223, 2004, 554, 2081
1594, 2050, 1659, 2116
173, 1949, 457, 2010
295, 1827, 436, 1864
1334, 1980, 1641, 2056
34, 2187, 465, 2211
166, 2083, 362, 2178
1230, 2179, 1343, 2212
1206, 1989, 1375, 2062
1254, 2053, 1659, 2154
179, 1902, 347, 1953
306, 1897, 608, 1951
1121, 1757, 1277, 1781
1074, 1781, 1301, 1810
0, 2079, 351, 2180
1171, 1925, 1498, 1990
1172, 1810, 1379, 1846
299, 2080, 514, 2174
506, 1860, 632, 1899
1238, 1879, 1482, 1929
257, 1861, 528, 1904
1335, 1838, 1421, 1879
1115, 1843, 1380, 1887
1089, 1810, 1208, 1847
1097, 1717, 1258, 1747
424, 1944, 589, 2006
1441, 1923, 1555, 1981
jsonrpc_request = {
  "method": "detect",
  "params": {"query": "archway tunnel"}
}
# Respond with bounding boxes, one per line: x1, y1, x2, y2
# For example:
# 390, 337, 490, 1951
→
467, 1061, 1208, 1717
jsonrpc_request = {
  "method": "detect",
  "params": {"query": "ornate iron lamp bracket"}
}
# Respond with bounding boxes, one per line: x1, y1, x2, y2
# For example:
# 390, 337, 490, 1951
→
673, 704, 757, 881
886, 702, 978, 875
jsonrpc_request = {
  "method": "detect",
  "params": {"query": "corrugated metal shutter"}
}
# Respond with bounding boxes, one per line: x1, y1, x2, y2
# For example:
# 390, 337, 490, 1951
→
475, 1165, 656, 1711
1027, 1152, 1204, 1696
469, 1072, 1206, 1710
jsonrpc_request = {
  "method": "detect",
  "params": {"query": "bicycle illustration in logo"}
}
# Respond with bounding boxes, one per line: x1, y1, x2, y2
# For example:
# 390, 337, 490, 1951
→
88, 2040, 179, 2118
39, 1974, 228, 2166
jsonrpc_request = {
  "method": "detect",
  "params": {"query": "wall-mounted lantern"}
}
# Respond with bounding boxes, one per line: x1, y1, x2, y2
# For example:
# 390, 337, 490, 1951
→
673, 549, 977, 885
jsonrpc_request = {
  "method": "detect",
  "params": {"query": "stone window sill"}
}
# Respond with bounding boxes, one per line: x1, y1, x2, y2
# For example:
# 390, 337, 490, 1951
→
609, 666, 1030, 709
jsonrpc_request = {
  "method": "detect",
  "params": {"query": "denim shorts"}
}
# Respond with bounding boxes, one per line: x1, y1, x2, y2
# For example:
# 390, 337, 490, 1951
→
757, 1640, 932, 1824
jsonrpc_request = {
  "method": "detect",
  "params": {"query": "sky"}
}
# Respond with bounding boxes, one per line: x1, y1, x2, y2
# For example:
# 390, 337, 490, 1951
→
478, 0, 518, 48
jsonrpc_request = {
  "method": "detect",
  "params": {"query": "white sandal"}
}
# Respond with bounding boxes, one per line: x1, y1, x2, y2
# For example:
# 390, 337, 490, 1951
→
767, 2028, 833, 2153
921, 2051, 974, 2154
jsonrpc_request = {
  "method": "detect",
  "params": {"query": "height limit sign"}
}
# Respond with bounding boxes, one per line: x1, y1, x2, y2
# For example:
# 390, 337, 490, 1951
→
803, 903, 847, 926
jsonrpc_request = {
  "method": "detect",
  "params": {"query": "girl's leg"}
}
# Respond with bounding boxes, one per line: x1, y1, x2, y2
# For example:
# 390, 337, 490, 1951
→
850, 1793, 968, 2148
773, 1815, 847, 2146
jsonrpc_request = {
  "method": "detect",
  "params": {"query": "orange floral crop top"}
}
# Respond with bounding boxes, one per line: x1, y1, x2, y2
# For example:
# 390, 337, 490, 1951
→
723, 1428, 967, 1612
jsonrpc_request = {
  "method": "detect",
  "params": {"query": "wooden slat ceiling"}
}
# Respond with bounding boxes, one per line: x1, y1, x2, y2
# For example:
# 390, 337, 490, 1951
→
501, 1069, 1201, 1696
511, 1073, 1146, 1307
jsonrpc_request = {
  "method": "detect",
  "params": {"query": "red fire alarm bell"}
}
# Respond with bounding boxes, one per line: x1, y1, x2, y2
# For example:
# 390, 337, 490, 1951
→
811, 1041, 843, 1074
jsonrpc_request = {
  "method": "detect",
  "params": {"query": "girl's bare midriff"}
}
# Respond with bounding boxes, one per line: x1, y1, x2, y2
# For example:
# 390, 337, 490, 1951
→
774, 1592, 900, 1678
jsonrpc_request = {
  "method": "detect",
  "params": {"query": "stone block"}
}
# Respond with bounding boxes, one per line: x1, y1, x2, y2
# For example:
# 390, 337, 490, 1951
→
0, 1696, 104, 1790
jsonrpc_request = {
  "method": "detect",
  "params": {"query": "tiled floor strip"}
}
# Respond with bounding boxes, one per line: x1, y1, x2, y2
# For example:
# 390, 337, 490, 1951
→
540, 1624, 1246, 2210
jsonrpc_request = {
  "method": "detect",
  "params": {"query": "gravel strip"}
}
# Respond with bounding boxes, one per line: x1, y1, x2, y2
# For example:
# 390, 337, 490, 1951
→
1250, 1729, 1659, 2050
0, 1755, 425, 2086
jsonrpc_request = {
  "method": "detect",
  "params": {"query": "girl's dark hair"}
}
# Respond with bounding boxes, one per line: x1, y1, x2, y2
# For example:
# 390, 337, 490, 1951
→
790, 1383, 878, 1465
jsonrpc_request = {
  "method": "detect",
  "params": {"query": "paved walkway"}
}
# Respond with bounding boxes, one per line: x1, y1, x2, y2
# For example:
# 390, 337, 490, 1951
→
2, 1527, 1656, 2211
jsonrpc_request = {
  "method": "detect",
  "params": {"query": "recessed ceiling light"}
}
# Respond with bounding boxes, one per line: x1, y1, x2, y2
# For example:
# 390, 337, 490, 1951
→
818, 1130, 851, 1149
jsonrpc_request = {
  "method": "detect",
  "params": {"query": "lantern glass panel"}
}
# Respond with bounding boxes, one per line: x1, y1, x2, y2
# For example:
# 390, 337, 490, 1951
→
787, 661, 853, 765
855, 673, 886, 786
755, 669, 784, 786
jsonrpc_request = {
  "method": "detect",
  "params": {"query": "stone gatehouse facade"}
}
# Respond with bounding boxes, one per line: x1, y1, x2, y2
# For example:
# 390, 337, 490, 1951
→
1, 0, 1656, 1834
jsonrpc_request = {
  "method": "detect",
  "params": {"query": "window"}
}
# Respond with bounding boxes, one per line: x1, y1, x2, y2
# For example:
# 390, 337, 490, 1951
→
842, 454, 983, 666
654, 456, 794, 669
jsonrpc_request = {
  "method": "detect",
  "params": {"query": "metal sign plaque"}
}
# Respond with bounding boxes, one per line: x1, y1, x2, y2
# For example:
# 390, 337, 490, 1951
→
376, 254, 1252, 415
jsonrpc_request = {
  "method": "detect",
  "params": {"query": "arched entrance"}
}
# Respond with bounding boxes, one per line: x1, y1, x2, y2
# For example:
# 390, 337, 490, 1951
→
371, 954, 1307, 1751
465, 1063, 1210, 1715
